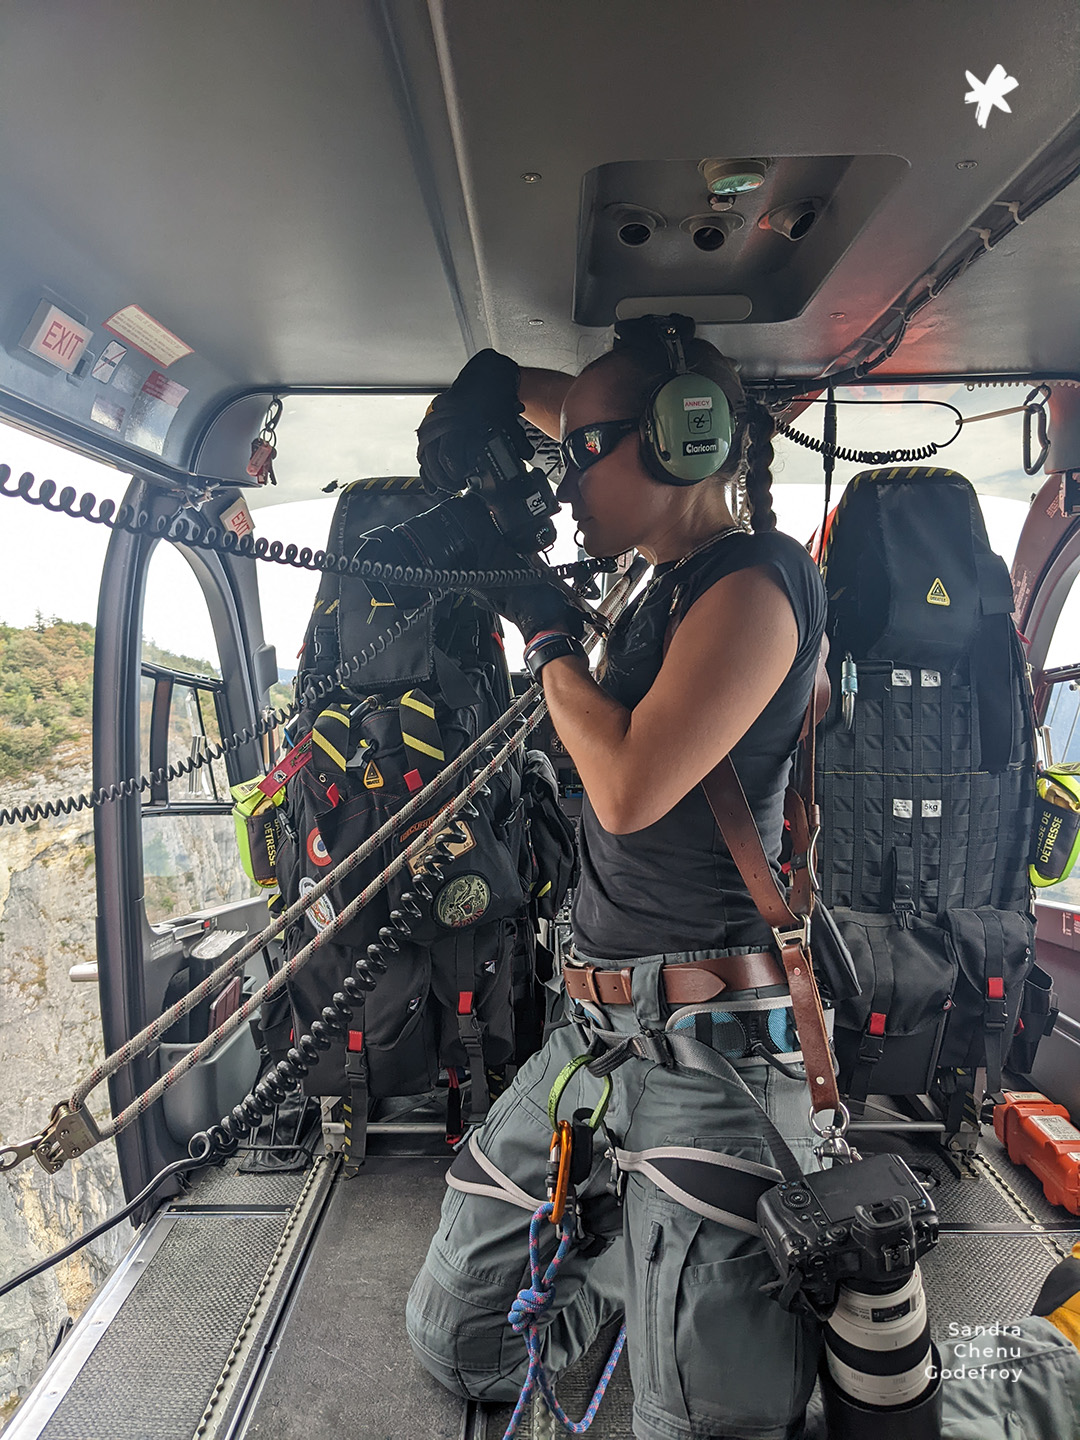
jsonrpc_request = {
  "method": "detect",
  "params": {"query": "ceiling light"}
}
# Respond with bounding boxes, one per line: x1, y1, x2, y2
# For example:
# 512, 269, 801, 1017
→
699, 157, 770, 196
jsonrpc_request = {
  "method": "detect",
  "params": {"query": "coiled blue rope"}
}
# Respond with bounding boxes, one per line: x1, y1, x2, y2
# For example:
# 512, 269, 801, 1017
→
502, 1202, 627, 1439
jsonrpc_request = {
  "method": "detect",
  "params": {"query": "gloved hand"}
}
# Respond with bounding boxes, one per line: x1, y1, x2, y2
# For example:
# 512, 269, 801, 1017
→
484, 562, 598, 646
418, 350, 529, 492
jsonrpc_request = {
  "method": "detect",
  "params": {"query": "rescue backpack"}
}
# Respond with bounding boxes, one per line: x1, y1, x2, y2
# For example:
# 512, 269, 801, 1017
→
813, 466, 1043, 1122
258, 478, 572, 1157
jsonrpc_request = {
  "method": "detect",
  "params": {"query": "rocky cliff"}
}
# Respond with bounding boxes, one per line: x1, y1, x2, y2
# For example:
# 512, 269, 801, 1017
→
0, 756, 129, 1429
0, 620, 256, 1427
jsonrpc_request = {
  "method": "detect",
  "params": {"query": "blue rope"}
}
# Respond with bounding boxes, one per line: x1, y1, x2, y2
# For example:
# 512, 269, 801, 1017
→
502, 1203, 627, 1439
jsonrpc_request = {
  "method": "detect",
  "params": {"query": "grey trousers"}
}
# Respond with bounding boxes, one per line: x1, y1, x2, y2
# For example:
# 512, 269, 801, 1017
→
406, 954, 1080, 1440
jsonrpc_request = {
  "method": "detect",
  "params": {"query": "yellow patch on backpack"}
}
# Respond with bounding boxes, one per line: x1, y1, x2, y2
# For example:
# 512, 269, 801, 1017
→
926, 577, 950, 607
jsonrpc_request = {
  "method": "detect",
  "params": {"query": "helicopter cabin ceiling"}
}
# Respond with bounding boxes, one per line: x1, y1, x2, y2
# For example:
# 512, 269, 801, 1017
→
0, 0, 1078, 478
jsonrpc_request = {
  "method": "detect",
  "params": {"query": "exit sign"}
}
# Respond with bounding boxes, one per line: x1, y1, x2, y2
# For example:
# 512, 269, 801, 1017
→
20, 300, 92, 373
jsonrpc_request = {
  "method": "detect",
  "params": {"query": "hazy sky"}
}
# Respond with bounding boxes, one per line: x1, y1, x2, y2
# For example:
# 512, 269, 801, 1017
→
0, 382, 1043, 677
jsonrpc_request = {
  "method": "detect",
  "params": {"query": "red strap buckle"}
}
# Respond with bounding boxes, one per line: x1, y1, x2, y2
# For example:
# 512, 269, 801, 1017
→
987, 977, 1005, 1000
347, 1030, 364, 1052
458, 991, 474, 1016
404, 768, 423, 793
868, 1012, 887, 1037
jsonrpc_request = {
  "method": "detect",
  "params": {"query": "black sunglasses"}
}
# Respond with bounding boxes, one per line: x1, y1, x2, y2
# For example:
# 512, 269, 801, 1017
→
559, 417, 638, 473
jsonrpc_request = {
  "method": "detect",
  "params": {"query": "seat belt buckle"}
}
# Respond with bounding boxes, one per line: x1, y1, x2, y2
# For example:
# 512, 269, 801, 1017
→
345, 1029, 365, 1075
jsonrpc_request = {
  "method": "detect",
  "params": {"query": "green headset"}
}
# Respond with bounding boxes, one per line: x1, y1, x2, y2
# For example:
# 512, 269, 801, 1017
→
614, 314, 739, 487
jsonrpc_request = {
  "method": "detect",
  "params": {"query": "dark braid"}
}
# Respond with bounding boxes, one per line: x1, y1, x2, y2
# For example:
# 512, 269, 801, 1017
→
744, 398, 778, 533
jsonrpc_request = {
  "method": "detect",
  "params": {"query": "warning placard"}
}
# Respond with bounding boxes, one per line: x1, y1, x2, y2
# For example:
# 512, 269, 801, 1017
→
1031, 1113, 1080, 1143
103, 304, 192, 366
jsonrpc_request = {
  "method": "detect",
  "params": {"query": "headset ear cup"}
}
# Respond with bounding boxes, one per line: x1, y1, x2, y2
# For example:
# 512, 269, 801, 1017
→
646, 374, 734, 485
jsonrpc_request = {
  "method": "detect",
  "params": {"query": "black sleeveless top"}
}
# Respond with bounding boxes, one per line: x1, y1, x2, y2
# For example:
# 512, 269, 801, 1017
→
571, 529, 826, 963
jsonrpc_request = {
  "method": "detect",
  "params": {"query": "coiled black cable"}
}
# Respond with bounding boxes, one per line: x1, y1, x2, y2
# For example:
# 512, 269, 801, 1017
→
774, 396, 964, 466
0, 603, 433, 827
0, 464, 541, 589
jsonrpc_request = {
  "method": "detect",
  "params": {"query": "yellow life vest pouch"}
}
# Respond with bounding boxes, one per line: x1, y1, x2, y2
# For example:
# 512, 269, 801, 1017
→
1030, 763, 1080, 888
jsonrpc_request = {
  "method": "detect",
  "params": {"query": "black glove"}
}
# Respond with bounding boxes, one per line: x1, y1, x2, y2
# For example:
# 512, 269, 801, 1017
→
484, 562, 597, 645
418, 350, 528, 492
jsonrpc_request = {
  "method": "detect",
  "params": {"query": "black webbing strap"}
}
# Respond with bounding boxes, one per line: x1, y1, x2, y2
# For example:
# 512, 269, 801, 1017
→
911, 669, 926, 904
455, 931, 490, 1125
343, 1025, 369, 1175
981, 911, 1009, 1096
892, 846, 916, 915
852, 695, 868, 906
883, 668, 897, 906
587, 1025, 805, 1186
939, 669, 954, 911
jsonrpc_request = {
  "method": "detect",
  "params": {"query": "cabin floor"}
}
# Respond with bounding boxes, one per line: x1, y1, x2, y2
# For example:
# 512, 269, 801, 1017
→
6, 1098, 1080, 1440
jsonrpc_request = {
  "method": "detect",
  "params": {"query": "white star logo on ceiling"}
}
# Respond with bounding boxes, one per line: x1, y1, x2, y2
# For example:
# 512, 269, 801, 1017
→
965, 64, 1019, 128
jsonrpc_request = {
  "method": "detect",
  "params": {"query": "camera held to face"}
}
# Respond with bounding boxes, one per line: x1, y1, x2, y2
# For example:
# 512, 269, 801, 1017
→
365, 421, 560, 581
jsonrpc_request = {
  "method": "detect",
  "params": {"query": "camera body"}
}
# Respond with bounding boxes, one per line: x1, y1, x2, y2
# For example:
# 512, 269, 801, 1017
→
463, 425, 559, 556
757, 1151, 939, 1319
364, 421, 560, 581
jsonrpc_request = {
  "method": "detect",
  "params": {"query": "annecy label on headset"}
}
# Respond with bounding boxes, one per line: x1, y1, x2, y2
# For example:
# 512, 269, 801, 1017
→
683, 396, 713, 410
683, 439, 719, 456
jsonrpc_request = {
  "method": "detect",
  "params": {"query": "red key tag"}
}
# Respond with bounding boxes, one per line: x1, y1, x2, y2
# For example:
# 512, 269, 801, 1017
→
247, 440, 276, 483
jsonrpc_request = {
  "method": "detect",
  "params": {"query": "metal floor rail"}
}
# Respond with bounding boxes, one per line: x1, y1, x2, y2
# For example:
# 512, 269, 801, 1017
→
4, 1157, 337, 1440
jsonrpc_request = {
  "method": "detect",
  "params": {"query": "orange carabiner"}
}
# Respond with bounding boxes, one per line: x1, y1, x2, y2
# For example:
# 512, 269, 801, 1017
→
547, 1120, 573, 1224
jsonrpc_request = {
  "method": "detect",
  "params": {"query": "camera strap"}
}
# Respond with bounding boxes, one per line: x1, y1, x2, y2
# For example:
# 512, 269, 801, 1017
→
661, 593, 838, 1118
698, 755, 839, 1117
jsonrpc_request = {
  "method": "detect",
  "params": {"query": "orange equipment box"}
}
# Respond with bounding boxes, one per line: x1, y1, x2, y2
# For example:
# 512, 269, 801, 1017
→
993, 1091, 1080, 1215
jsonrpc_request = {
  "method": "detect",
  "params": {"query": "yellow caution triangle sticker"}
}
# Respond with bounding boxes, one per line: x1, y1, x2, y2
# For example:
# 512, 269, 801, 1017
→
926, 577, 951, 607
363, 761, 384, 789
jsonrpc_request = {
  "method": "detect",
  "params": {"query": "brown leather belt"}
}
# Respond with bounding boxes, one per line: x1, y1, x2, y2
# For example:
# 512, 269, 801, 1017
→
563, 951, 786, 1007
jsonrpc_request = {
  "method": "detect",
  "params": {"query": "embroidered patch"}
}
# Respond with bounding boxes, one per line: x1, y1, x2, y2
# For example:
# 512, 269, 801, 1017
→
299, 875, 335, 932
306, 827, 331, 867
434, 873, 491, 928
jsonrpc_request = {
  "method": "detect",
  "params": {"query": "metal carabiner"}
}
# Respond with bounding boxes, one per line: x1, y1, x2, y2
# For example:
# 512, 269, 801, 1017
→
546, 1120, 573, 1224
1023, 385, 1052, 476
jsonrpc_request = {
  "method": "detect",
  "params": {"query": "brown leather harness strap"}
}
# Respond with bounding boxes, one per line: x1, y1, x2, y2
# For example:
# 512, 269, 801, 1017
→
699, 757, 840, 1114
661, 586, 838, 1114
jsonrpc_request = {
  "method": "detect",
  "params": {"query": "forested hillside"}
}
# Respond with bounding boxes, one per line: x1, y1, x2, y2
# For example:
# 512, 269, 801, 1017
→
0, 617, 220, 783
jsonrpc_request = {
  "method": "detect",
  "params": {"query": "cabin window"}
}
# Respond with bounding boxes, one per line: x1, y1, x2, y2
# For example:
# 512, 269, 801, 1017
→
140, 542, 258, 924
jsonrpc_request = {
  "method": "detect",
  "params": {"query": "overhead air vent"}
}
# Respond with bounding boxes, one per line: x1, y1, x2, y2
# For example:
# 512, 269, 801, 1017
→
574, 154, 908, 327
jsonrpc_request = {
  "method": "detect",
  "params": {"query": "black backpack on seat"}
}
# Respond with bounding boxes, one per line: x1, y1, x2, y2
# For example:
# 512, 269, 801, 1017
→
268, 478, 551, 1160
813, 466, 1040, 1128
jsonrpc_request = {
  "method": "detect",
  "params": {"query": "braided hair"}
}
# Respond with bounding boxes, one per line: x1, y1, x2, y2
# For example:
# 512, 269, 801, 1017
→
742, 397, 778, 534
